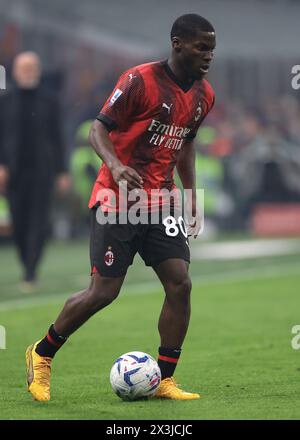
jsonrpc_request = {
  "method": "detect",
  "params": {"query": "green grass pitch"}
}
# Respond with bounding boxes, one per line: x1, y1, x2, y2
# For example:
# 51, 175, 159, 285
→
0, 239, 300, 419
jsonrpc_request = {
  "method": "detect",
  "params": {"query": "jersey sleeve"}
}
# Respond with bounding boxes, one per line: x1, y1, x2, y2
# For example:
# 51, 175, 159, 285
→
97, 68, 145, 132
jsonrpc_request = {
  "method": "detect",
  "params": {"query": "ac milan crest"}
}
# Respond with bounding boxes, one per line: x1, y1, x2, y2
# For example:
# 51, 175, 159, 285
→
195, 102, 202, 121
104, 246, 114, 266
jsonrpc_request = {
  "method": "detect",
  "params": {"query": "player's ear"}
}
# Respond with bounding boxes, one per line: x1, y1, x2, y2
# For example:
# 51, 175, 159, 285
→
171, 37, 182, 52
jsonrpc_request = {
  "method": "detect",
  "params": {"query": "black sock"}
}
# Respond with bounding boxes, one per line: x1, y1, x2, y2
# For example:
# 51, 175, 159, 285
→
158, 347, 181, 380
35, 324, 68, 358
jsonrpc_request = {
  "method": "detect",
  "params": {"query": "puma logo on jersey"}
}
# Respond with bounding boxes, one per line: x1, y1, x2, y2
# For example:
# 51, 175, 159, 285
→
162, 103, 173, 114
129, 73, 137, 81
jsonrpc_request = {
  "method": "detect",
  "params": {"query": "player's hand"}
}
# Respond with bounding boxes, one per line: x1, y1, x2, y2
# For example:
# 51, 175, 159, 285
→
185, 204, 203, 238
0, 165, 9, 194
111, 165, 143, 191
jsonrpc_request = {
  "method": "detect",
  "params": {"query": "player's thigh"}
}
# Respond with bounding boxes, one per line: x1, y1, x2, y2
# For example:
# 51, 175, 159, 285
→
139, 216, 190, 270
153, 258, 191, 293
153, 258, 192, 307
90, 207, 138, 278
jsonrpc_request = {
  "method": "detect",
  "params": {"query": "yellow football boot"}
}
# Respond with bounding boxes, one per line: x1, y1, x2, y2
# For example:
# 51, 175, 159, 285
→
154, 377, 200, 400
26, 340, 52, 401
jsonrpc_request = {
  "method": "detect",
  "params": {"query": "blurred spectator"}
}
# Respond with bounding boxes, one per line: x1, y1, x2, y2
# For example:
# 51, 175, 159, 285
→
186, 94, 300, 230
0, 51, 71, 291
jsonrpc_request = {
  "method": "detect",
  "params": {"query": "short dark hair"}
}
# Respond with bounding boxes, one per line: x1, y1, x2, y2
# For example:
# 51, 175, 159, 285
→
171, 14, 215, 41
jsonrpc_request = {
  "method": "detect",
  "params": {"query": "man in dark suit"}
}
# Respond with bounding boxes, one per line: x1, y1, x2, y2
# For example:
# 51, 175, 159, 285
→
0, 51, 70, 290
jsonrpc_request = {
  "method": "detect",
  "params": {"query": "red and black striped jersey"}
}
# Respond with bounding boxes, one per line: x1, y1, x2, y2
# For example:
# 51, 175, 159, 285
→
89, 60, 215, 209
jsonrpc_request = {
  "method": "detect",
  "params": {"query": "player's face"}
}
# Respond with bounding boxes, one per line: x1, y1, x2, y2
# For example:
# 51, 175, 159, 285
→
174, 31, 216, 80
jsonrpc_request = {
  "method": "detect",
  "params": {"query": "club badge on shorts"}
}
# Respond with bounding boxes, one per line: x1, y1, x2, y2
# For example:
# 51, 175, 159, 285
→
104, 246, 114, 266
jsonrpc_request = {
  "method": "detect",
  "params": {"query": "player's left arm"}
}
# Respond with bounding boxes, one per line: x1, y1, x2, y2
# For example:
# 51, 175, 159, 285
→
177, 83, 215, 237
176, 140, 202, 238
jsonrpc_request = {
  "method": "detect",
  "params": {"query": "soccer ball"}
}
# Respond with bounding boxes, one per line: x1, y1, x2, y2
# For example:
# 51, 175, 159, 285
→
110, 351, 161, 401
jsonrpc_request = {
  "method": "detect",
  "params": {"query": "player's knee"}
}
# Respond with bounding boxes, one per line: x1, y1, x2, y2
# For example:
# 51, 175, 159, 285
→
165, 276, 192, 305
86, 285, 120, 311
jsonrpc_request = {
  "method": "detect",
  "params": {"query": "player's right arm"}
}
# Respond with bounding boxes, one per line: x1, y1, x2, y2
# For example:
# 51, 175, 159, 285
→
89, 119, 143, 190
89, 68, 145, 190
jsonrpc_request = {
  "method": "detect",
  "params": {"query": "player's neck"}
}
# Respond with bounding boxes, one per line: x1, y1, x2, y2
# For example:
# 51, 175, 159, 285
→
167, 57, 196, 86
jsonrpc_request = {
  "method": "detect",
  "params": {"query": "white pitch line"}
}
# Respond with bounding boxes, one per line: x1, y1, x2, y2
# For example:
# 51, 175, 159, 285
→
0, 261, 299, 312
192, 238, 300, 260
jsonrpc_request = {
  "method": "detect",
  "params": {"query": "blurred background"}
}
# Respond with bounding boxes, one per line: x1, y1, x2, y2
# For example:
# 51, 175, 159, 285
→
0, 0, 300, 297
1, 0, 300, 421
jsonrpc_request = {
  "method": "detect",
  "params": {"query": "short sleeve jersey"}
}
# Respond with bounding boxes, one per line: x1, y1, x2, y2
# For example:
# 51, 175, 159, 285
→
89, 61, 215, 209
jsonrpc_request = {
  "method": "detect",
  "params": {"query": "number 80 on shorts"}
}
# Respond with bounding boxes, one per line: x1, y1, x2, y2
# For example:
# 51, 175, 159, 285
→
163, 216, 188, 238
